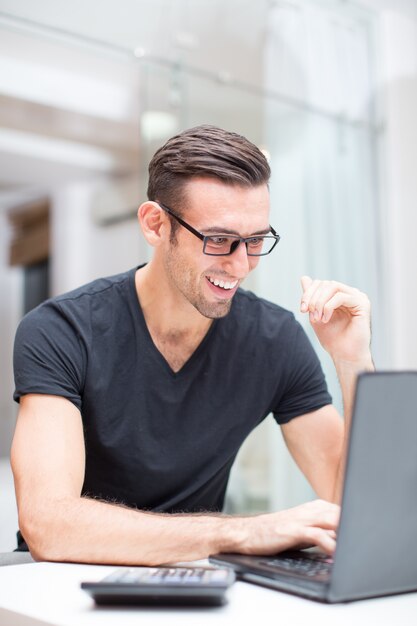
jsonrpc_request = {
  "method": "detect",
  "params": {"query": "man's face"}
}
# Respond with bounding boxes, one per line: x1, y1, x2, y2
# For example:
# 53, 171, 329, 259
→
162, 177, 271, 319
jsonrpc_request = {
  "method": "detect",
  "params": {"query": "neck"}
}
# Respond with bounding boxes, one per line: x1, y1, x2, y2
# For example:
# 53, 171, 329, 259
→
135, 260, 212, 339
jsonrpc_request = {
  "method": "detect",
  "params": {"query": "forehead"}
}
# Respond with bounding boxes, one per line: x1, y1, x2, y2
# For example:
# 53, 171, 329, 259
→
183, 177, 270, 231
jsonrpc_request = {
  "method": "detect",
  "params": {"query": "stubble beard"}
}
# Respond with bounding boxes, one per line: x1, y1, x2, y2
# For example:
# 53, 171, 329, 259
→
194, 287, 233, 319
164, 247, 233, 320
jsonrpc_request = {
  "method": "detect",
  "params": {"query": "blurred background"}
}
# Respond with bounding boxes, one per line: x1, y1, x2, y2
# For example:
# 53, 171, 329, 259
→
1, 0, 416, 551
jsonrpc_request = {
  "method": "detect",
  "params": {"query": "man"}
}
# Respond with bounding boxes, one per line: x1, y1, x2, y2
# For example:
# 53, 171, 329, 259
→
12, 125, 373, 565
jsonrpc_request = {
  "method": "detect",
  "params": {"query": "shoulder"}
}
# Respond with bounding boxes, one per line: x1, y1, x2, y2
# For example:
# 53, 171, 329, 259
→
54, 267, 135, 308
16, 267, 137, 339
230, 288, 298, 337
13, 268, 140, 406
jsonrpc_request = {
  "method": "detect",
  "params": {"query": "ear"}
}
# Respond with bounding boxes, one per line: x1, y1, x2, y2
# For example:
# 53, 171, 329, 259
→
137, 201, 170, 247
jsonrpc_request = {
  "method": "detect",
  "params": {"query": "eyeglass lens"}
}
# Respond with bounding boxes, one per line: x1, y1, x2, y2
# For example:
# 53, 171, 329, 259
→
203, 235, 277, 256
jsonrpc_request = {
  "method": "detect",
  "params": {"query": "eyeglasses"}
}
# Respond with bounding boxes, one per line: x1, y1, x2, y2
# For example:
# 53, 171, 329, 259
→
158, 202, 280, 257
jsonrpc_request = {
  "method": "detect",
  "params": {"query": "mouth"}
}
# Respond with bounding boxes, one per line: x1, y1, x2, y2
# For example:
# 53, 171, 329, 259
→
205, 275, 239, 299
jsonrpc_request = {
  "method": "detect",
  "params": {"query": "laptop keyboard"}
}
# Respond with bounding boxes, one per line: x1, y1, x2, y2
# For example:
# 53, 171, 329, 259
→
265, 554, 333, 579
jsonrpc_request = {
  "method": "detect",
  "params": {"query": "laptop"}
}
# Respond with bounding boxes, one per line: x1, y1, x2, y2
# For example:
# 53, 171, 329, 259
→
210, 371, 417, 603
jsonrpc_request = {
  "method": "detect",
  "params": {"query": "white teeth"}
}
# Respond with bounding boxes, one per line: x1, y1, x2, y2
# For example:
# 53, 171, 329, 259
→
208, 277, 238, 290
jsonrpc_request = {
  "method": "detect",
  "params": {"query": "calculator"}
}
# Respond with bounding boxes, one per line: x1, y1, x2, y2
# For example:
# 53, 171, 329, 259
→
81, 566, 235, 606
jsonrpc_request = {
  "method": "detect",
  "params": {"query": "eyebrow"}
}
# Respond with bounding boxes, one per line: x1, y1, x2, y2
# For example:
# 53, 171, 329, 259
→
201, 226, 272, 236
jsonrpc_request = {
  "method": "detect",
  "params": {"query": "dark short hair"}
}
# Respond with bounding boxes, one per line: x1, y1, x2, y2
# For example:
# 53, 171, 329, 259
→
147, 125, 270, 215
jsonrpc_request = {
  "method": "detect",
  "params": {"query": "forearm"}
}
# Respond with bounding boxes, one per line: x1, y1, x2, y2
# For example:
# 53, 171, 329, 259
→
21, 495, 241, 565
20, 495, 341, 563
332, 354, 374, 502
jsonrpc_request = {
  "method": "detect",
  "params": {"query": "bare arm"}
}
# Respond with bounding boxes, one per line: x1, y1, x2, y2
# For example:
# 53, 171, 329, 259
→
285, 278, 374, 503
12, 394, 339, 564
281, 404, 344, 502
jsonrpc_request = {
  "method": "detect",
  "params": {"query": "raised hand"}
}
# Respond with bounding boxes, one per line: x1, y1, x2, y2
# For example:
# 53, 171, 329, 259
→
300, 276, 372, 364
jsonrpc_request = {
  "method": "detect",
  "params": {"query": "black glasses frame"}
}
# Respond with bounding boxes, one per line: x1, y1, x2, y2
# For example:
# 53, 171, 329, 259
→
158, 202, 280, 256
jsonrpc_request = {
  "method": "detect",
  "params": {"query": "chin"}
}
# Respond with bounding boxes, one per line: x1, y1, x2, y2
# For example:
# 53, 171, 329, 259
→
195, 299, 233, 319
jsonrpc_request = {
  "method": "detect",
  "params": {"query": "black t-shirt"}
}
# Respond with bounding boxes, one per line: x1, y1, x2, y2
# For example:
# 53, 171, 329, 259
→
13, 266, 331, 514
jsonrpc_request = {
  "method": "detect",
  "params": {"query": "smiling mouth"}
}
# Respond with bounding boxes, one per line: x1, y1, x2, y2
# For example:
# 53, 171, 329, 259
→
206, 276, 239, 291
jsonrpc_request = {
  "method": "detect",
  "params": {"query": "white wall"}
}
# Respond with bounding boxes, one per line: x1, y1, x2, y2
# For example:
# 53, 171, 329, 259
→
0, 459, 18, 551
379, 11, 417, 368
0, 210, 22, 458
50, 178, 149, 296
0, 210, 21, 550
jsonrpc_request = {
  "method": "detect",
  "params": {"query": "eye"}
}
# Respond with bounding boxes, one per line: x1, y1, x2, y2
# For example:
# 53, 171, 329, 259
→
207, 236, 231, 246
246, 237, 264, 247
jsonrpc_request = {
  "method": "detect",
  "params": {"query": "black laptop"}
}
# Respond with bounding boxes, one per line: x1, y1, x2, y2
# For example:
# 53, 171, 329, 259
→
210, 371, 417, 602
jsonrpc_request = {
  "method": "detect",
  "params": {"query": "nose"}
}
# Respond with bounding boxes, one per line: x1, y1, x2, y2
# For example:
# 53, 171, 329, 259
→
222, 240, 253, 277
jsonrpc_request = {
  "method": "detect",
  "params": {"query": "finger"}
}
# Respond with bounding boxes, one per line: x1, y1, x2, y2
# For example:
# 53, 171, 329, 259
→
303, 527, 337, 556
306, 282, 368, 324
321, 292, 364, 323
300, 277, 321, 313
300, 275, 313, 292
293, 499, 340, 529
305, 501, 340, 530
306, 281, 340, 322
301, 278, 364, 316
300, 276, 313, 312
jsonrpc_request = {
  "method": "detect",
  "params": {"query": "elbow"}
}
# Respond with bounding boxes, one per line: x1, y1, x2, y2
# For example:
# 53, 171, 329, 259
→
18, 499, 74, 562
18, 507, 53, 561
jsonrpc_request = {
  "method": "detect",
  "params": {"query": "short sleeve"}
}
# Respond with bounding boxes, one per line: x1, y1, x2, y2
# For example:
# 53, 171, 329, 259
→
272, 320, 332, 424
13, 302, 87, 410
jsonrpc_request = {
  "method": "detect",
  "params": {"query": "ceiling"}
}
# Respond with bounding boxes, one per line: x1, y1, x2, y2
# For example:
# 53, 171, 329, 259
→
0, 0, 269, 205
0, 0, 416, 206
0, 0, 269, 86
2, 0, 416, 88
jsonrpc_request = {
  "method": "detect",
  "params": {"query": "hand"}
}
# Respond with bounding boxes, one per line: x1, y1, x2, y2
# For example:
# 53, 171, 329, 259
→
235, 500, 339, 556
300, 276, 372, 364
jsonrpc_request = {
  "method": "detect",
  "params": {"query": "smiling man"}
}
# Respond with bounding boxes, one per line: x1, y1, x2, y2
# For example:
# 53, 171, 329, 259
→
11, 125, 373, 565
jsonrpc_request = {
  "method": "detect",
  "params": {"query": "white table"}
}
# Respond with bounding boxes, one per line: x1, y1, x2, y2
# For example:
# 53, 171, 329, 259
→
0, 562, 416, 626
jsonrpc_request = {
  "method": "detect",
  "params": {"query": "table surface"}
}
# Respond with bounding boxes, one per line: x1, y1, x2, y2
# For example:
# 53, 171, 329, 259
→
0, 561, 416, 626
